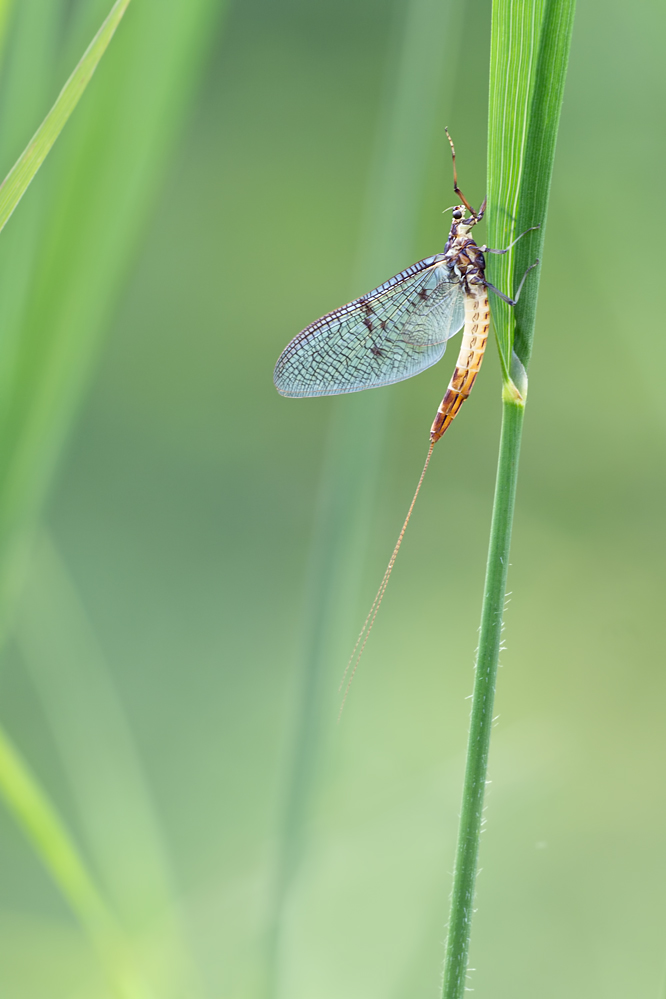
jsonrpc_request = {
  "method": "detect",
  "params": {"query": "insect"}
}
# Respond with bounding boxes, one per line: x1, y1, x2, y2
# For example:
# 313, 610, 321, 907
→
274, 130, 537, 438
274, 131, 538, 700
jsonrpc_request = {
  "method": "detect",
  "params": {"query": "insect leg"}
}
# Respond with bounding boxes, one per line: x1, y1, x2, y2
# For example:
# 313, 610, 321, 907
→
485, 282, 515, 305
485, 259, 539, 306
511, 259, 540, 302
481, 224, 540, 254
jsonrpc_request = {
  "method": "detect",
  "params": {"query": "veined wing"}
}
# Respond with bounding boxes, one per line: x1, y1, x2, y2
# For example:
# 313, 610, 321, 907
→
274, 254, 465, 398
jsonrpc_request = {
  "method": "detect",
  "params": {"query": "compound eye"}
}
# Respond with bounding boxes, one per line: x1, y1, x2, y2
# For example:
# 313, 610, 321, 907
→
452, 209, 463, 219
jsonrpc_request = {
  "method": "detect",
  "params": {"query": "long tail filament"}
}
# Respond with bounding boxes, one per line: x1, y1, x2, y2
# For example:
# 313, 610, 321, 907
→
338, 441, 435, 716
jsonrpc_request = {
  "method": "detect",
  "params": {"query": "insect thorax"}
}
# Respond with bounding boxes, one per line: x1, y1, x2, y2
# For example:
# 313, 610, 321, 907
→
443, 232, 486, 291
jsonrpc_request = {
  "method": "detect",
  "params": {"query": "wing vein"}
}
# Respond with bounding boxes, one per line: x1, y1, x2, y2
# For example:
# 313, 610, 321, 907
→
274, 254, 465, 398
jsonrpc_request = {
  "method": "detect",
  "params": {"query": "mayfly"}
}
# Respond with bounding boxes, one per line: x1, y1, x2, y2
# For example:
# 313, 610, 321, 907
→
274, 130, 538, 701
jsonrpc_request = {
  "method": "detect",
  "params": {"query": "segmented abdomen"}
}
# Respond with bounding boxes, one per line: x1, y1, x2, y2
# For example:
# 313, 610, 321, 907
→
430, 287, 489, 443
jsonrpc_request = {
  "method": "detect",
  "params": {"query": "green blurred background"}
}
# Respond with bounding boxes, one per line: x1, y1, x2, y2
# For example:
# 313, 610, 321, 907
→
0, 0, 665, 996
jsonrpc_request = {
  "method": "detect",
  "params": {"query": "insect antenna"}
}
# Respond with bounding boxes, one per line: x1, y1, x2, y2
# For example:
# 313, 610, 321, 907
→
339, 441, 436, 717
444, 126, 475, 217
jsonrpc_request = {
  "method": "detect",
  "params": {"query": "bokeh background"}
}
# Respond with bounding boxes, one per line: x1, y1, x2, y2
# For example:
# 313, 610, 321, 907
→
0, 0, 665, 997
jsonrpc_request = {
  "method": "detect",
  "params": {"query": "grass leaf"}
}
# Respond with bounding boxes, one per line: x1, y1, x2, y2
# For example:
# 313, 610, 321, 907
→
17, 532, 204, 998
512, 0, 577, 370
0, 0, 226, 993
486, 0, 546, 377
487, 0, 576, 380
0, 0, 225, 635
0, 0, 131, 235
0, 724, 150, 999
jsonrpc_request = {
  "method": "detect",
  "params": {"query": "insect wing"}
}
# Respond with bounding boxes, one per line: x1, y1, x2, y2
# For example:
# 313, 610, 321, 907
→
273, 255, 464, 398
400, 271, 465, 346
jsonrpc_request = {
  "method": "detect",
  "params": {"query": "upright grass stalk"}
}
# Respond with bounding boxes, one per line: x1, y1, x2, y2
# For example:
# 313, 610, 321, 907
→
267, 0, 462, 992
441, 2, 576, 996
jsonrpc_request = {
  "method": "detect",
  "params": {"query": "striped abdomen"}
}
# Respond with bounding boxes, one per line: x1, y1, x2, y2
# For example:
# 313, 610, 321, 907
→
430, 286, 490, 443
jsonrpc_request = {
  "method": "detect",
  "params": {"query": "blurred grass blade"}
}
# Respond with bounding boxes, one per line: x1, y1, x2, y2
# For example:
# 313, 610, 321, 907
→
0, 0, 225, 637
0, 0, 226, 994
0, 0, 131, 235
0, 6, 141, 994
0, 0, 64, 414
16, 531, 204, 999
0, 724, 151, 999
267, 0, 462, 993
441, 2, 576, 997
0, 0, 16, 69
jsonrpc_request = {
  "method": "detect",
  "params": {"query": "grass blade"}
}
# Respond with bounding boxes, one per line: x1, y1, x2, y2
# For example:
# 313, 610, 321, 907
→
441, 2, 576, 996
0, 0, 225, 637
0, 0, 225, 993
0, 724, 150, 999
0, 0, 64, 412
16, 531, 204, 999
0, 0, 131, 235
0, 0, 16, 69
511, 0, 577, 371
486, 0, 545, 377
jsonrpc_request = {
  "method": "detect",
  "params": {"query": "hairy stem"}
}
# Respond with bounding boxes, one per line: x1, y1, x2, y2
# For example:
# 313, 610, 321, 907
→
441, 396, 524, 999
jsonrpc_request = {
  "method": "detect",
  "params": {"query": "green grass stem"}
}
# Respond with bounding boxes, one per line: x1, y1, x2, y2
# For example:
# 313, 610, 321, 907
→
442, 395, 524, 999
441, 1, 576, 995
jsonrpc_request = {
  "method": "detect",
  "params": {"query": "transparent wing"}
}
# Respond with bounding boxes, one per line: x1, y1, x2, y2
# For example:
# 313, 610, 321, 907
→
274, 254, 465, 398
400, 272, 465, 346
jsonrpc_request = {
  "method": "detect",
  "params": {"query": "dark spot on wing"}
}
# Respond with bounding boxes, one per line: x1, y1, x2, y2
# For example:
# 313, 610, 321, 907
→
363, 317, 373, 331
